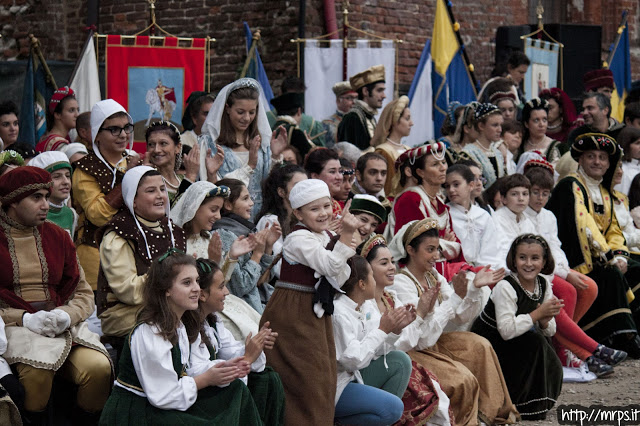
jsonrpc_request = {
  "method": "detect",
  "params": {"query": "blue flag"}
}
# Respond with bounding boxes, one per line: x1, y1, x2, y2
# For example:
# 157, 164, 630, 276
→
608, 12, 631, 122
18, 49, 56, 146
243, 22, 274, 108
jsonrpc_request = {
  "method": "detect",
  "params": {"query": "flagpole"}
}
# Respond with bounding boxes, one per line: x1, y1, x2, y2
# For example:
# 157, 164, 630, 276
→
240, 30, 260, 78
443, 1, 478, 90
342, 2, 349, 81
29, 34, 57, 88
605, 10, 628, 68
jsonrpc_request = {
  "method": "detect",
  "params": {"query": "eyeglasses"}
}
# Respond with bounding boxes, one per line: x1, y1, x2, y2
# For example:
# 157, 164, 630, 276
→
474, 176, 488, 185
99, 124, 134, 136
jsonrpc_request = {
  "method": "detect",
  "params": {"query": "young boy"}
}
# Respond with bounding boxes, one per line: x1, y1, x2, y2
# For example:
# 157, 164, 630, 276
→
30, 151, 78, 237
524, 160, 627, 377
348, 194, 387, 243
497, 120, 524, 174
491, 173, 535, 269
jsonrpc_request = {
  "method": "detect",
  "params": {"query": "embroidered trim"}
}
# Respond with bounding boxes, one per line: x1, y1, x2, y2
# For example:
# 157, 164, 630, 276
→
33, 227, 51, 301
0, 215, 20, 294
116, 378, 145, 393
4, 331, 72, 371
0, 182, 52, 205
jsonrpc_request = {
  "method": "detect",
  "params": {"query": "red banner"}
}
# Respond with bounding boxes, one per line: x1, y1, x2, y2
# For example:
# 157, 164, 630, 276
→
105, 35, 206, 152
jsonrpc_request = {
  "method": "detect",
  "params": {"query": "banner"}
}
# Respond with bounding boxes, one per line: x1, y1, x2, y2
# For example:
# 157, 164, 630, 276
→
523, 38, 560, 99
105, 35, 207, 151
406, 40, 433, 146
607, 13, 631, 122
303, 40, 396, 123
69, 31, 102, 113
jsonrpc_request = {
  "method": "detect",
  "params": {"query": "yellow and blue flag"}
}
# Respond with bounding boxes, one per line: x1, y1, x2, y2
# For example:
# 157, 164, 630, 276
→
18, 45, 57, 146
608, 11, 631, 122
427, 0, 477, 139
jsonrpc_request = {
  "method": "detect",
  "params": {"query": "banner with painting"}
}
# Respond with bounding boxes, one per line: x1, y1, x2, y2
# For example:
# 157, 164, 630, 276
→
105, 35, 207, 152
523, 38, 560, 99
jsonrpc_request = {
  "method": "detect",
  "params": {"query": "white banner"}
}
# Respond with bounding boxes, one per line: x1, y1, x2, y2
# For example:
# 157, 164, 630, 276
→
304, 40, 396, 123
69, 35, 102, 113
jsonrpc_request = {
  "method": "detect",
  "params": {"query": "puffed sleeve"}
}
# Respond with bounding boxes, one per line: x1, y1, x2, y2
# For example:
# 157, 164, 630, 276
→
332, 309, 387, 372
440, 272, 484, 327
212, 320, 265, 373
99, 230, 146, 306
130, 325, 198, 410
72, 167, 121, 227
283, 230, 355, 287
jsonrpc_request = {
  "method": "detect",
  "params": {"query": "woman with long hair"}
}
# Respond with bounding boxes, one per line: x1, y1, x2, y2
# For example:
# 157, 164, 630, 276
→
37, 86, 79, 152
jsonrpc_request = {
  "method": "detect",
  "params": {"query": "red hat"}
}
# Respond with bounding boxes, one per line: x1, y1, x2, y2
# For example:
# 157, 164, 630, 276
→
0, 166, 52, 206
394, 141, 446, 170
48, 86, 75, 114
583, 69, 614, 92
524, 158, 554, 175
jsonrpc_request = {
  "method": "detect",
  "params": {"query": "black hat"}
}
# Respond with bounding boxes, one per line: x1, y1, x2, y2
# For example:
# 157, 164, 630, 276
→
570, 133, 618, 160
270, 93, 304, 114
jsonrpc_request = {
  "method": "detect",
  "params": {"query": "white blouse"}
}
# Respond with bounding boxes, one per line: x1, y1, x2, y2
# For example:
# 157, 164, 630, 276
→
448, 202, 500, 267
332, 294, 393, 403
613, 201, 640, 251
491, 207, 537, 271
282, 227, 355, 290
490, 276, 556, 340
0, 316, 10, 379
524, 206, 571, 279
614, 159, 640, 195
118, 322, 216, 411
390, 268, 483, 341
256, 214, 283, 278
200, 317, 266, 377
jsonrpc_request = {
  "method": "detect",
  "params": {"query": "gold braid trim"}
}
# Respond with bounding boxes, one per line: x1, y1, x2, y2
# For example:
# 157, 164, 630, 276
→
4, 331, 72, 371
0, 216, 20, 294
33, 227, 51, 301
402, 218, 439, 247
0, 181, 52, 205
359, 234, 387, 259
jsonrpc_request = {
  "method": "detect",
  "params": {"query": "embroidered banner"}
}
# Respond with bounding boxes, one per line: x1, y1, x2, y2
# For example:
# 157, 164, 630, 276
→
105, 35, 207, 152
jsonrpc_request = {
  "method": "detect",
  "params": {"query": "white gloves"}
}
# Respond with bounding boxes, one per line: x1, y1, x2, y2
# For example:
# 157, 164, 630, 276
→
22, 309, 71, 337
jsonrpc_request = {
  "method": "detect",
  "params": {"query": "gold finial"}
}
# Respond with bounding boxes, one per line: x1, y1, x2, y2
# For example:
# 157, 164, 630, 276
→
253, 29, 261, 41
536, 0, 544, 30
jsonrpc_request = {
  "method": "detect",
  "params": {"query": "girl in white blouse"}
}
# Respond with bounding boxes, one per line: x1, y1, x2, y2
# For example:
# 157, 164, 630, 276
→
332, 255, 408, 425
100, 251, 262, 425
194, 258, 285, 425
471, 234, 563, 420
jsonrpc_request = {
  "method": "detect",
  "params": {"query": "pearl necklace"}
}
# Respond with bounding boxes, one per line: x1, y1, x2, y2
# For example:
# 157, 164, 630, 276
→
386, 137, 404, 147
474, 140, 492, 153
162, 172, 181, 190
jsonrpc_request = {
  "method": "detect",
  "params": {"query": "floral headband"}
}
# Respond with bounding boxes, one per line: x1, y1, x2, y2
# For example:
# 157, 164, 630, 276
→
358, 234, 387, 259
206, 185, 230, 199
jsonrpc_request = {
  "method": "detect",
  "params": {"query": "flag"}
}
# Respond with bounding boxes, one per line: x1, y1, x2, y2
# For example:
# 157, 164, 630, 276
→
69, 31, 101, 113
608, 13, 631, 122
242, 22, 274, 108
407, 40, 434, 146
430, 0, 476, 139
18, 43, 57, 146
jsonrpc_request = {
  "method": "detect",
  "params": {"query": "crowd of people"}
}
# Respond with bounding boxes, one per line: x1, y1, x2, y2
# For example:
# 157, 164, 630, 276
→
0, 49, 639, 426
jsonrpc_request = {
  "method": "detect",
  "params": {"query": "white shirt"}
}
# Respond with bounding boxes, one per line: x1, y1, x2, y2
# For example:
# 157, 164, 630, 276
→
332, 294, 391, 403
490, 276, 556, 340
256, 214, 284, 278
282, 228, 355, 290
117, 322, 216, 411
614, 159, 640, 195
613, 201, 640, 251
390, 268, 483, 341
201, 317, 266, 378
524, 206, 571, 278
447, 202, 500, 267
491, 207, 536, 271
0, 317, 10, 379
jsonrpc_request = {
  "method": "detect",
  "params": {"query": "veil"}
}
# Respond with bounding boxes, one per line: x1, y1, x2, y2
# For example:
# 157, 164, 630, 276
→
199, 78, 273, 180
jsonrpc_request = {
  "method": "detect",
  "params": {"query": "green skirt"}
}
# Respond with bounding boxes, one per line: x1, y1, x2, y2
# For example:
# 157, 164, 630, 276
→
99, 379, 262, 425
248, 367, 286, 426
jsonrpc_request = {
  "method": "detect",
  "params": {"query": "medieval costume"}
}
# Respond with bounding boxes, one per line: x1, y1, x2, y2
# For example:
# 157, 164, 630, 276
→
517, 98, 563, 166
463, 104, 507, 187
539, 88, 578, 144
338, 65, 386, 150
72, 100, 139, 290
547, 133, 640, 351
389, 220, 519, 426
97, 166, 186, 338
270, 92, 315, 158
0, 167, 112, 421
35, 86, 75, 153
322, 81, 355, 148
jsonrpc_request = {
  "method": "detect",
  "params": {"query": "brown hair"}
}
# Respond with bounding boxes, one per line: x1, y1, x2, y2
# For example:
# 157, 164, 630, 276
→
138, 252, 201, 345
217, 87, 260, 148
506, 234, 555, 275
524, 167, 554, 191
617, 126, 640, 162
216, 178, 247, 215
499, 173, 531, 197
341, 255, 372, 295
46, 95, 76, 132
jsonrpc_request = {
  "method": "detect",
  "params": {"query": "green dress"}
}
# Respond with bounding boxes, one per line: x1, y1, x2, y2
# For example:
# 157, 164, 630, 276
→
204, 318, 285, 426
100, 323, 263, 425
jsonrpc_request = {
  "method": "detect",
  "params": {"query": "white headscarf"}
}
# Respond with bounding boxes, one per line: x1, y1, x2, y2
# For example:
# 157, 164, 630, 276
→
61, 142, 88, 160
170, 181, 229, 228
388, 220, 416, 261
122, 165, 175, 259
198, 78, 273, 179
91, 99, 134, 188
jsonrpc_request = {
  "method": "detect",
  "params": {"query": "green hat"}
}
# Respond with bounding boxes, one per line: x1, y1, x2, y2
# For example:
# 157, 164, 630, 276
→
350, 194, 387, 223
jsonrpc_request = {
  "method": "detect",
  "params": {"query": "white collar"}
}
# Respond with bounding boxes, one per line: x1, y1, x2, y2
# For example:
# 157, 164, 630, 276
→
497, 206, 524, 223
577, 167, 603, 187
524, 206, 539, 218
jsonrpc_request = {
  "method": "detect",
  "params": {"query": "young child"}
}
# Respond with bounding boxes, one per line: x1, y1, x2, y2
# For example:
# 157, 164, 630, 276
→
389, 219, 518, 425
524, 164, 626, 377
499, 120, 523, 174
349, 194, 387, 244
332, 255, 408, 426
30, 151, 79, 237
100, 251, 262, 425
211, 178, 281, 313
445, 164, 499, 267
260, 178, 359, 425
194, 258, 285, 425
471, 235, 564, 420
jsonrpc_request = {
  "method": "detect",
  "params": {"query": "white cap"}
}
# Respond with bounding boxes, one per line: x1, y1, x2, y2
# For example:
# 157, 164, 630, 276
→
289, 179, 331, 210
29, 151, 72, 173
61, 142, 89, 160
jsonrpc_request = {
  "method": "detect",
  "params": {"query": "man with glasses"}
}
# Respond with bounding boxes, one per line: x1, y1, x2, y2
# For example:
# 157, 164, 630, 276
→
322, 81, 357, 148
72, 100, 141, 291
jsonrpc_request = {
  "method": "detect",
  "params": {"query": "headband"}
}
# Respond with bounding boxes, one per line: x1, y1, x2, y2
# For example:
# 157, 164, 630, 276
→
147, 120, 182, 142
357, 234, 387, 259
403, 218, 439, 248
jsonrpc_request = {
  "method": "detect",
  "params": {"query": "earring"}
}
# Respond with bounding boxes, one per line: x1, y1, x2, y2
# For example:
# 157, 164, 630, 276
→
175, 153, 183, 171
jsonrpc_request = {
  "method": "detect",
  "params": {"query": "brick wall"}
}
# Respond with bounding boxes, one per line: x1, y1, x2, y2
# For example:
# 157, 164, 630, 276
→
1, 0, 638, 96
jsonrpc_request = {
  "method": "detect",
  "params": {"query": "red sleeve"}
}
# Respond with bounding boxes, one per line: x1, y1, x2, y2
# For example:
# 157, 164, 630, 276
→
393, 191, 424, 233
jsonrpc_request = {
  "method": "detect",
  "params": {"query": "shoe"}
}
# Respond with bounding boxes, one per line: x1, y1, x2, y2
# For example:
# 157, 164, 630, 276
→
594, 344, 627, 366
562, 349, 584, 368
612, 334, 640, 359
586, 356, 614, 377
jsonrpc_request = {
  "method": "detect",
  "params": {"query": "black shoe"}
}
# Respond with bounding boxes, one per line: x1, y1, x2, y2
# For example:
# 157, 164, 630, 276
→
594, 344, 628, 365
586, 356, 614, 377
23, 411, 46, 426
